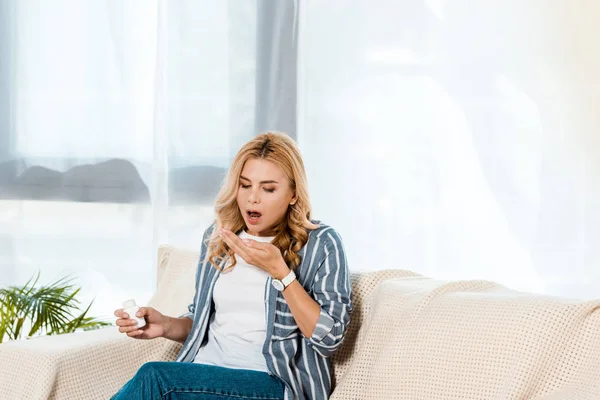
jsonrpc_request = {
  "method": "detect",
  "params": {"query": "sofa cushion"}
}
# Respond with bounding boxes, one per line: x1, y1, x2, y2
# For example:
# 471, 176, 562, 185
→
331, 269, 421, 387
330, 278, 600, 400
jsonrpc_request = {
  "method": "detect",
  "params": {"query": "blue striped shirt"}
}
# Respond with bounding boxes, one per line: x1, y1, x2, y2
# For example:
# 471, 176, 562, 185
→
175, 221, 353, 400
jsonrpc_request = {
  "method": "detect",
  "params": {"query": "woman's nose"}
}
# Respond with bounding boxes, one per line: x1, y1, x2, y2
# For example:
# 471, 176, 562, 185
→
247, 190, 259, 204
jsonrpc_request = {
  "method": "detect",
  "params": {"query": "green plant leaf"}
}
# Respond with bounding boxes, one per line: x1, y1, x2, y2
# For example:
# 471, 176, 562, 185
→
0, 272, 110, 343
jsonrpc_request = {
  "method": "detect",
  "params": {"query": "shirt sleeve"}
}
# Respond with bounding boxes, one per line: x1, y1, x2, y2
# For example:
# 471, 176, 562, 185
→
305, 228, 353, 358
179, 223, 215, 320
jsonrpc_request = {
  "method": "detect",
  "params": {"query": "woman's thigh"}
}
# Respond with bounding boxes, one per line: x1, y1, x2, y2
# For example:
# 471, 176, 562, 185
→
112, 361, 285, 400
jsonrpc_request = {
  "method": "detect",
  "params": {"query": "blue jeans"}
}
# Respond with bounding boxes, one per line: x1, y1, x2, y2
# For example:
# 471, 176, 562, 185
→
110, 362, 285, 400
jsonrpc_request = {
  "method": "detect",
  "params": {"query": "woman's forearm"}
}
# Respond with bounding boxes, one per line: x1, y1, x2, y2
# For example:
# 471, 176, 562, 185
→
271, 262, 320, 338
282, 279, 321, 338
163, 316, 193, 344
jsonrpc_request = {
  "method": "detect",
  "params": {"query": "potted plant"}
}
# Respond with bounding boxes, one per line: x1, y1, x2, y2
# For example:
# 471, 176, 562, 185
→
0, 272, 111, 343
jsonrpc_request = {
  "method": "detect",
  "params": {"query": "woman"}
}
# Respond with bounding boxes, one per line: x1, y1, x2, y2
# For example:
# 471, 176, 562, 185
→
112, 132, 352, 400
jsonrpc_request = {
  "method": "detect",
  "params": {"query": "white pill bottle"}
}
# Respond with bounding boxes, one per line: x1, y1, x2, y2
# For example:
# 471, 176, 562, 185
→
122, 299, 146, 328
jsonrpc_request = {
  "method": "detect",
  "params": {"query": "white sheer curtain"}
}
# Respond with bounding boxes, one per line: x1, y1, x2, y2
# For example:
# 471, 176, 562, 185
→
0, 0, 288, 319
299, 1, 600, 299
1, 0, 599, 325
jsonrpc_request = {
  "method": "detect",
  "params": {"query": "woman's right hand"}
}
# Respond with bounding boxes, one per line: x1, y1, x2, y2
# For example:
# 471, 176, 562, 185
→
114, 306, 165, 340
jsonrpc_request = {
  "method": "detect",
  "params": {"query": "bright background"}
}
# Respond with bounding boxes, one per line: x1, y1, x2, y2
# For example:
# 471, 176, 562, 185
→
1, 0, 599, 322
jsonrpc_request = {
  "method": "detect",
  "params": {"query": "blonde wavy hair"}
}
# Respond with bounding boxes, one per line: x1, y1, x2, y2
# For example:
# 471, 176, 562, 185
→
206, 132, 320, 271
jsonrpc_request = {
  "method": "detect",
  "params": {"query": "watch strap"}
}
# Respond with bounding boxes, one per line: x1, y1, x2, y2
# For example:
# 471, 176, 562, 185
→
281, 269, 296, 288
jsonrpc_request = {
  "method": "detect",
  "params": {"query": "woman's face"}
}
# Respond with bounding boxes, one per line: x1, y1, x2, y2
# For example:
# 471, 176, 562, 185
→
236, 158, 296, 237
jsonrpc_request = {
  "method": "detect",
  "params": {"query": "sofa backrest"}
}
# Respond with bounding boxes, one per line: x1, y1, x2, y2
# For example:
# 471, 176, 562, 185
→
330, 269, 421, 386
149, 245, 200, 318
330, 277, 600, 400
152, 246, 600, 399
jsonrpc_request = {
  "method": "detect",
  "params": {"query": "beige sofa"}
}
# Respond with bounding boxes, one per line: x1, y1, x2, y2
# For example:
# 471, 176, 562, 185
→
1, 245, 599, 400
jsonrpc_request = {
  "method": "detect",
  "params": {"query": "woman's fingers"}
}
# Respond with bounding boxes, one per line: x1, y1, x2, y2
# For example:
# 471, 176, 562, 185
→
220, 229, 251, 259
219, 229, 239, 250
115, 318, 137, 327
114, 308, 131, 319
118, 319, 141, 331
114, 307, 146, 338
127, 329, 144, 337
136, 306, 150, 318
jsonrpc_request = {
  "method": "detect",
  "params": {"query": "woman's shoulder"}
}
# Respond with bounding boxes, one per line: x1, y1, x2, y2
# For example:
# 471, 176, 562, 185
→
308, 220, 344, 247
304, 221, 347, 272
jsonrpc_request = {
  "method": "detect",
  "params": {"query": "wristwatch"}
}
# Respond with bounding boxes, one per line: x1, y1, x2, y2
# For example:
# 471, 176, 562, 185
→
271, 269, 296, 292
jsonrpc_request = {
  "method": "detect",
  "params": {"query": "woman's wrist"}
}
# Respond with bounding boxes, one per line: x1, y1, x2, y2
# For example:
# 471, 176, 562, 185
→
162, 315, 193, 344
162, 315, 179, 340
271, 260, 291, 280
161, 315, 172, 339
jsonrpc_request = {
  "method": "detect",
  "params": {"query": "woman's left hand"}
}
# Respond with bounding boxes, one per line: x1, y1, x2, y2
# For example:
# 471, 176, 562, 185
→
219, 228, 290, 279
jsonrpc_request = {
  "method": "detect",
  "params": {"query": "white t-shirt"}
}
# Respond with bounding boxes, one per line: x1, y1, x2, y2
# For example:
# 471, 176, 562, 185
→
193, 230, 274, 372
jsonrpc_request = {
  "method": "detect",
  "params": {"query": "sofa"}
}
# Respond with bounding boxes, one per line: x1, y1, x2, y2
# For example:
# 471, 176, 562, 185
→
1, 245, 599, 399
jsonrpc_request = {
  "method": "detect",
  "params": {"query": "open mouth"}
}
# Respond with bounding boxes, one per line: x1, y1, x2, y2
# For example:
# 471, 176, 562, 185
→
247, 210, 262, 221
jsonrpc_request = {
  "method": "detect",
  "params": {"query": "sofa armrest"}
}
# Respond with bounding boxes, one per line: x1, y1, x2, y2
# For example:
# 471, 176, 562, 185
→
0, 327, 182, 400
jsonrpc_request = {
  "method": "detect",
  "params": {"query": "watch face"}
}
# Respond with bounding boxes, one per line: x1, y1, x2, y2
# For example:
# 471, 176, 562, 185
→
272, 279, 284, 291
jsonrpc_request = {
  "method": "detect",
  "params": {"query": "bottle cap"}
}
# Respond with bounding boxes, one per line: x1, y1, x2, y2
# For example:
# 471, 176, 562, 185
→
123, 299, 137, 309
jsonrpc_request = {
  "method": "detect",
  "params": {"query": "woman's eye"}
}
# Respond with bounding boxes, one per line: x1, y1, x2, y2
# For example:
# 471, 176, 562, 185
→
239, 183, 273, 192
